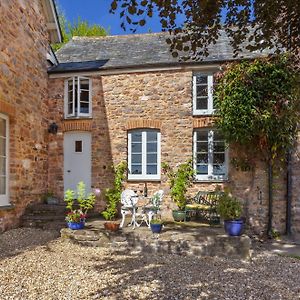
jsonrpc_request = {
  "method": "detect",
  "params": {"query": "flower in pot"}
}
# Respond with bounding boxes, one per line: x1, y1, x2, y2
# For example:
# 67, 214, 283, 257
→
162, 160, 195, 222
217, 191, 244, 236
150, 218, 163, 234
64, 181, 96, 230
102, 161, 127, 231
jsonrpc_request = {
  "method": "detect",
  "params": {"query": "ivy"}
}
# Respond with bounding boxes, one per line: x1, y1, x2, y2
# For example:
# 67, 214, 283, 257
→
214, 54, 300, 162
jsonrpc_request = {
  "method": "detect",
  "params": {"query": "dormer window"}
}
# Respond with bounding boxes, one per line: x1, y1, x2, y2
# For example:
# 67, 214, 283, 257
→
193, 73, 215, 115
64, 77, 92, 118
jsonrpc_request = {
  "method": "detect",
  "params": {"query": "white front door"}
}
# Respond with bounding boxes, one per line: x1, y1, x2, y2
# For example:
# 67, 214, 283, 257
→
63, 132, 91, 193
0, 114, 9, 206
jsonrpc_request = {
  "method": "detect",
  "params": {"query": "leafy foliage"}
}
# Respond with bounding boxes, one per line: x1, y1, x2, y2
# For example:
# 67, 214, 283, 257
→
214, 55, 300, 162
64, 181, 96, 215
102, 161, 127, 220
110, 0, 299, 61
162, 160, 195, 211
217, 191, 242, 220
52, 15, 107, 51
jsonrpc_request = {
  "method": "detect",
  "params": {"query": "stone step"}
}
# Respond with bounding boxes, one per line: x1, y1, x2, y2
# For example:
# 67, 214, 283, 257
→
60, 220, 252, 260
22, 214, 65, 221
22, 220, 67, 231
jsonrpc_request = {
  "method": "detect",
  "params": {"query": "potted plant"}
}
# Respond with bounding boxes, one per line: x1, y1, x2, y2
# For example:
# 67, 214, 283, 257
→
42, 191, 58, 205
217, 191, 244, 236
64, 181, 96, 230
102, 161, 127, 231
150, 218, 163, 233
162, 160, 195, 222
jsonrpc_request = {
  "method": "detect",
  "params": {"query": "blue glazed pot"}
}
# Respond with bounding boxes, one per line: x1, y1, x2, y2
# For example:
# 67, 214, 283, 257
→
224, 220, 244, 236
150, 223, 162, 233
67, 221, 85, 230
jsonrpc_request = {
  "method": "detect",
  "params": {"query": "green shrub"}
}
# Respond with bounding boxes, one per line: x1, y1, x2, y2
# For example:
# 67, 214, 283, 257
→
102, 161, 127, 220
217, 192, 242, 220
162, 160, 195, 211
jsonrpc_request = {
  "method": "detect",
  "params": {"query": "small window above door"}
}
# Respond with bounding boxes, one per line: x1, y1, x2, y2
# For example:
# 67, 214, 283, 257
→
64, 76, 92, 119
75, 140, 82, 153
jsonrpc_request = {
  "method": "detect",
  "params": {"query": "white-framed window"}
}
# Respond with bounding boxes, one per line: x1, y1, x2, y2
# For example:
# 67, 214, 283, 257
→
0, 113, 9, 206
193, 129, 228, 181
193, 73, 215, 115
64, 76, 92, 118
128, 129, 161, 181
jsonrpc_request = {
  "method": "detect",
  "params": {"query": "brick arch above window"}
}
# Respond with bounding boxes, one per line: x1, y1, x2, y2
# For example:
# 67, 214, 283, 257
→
62, 119, 92, 132
126, 119, 162, 131
193, 117, 215, 128
0, 100, 16, 120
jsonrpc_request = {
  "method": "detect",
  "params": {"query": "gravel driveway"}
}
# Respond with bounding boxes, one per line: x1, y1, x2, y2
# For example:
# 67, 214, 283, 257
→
0, 228, 299, 300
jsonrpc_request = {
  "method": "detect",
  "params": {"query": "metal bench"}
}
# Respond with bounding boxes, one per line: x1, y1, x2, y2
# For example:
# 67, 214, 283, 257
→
185, 191, 224, 224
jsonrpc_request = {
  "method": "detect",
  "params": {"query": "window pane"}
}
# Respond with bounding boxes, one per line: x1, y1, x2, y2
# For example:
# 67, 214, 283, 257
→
80, 90, 89, 103
197, 142, 208, 153
147, 153, 157, 164
75, 141, 82, 153
0, 157, 6, 176
213, 153, 225, 164
0, 119, 6, 137
196, 153, 208, 164
68, 103, 73, 115
0, 176, 6, 194
0, 137, 5, 156
131, 132, 142, 142
196, 75, 207, 84
147, 131, 157, 142
196, 98, 208, 110
80, 79, 89, 90
197, 165, 208, 175
132, 143, 142, 153
132, 154, 142, 164
147, 164, 157, 175
213, 164, 226, 175
214, 141, 225, 152
214, 131, 223, 141
197, 85, 208, 97
131, 165, 142, 174
197, 131, 208, 141
80, 102, 89, 114
147, 142, 157, 153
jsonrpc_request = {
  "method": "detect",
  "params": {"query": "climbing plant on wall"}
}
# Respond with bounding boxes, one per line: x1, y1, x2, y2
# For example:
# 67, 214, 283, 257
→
214, 54, 300, 236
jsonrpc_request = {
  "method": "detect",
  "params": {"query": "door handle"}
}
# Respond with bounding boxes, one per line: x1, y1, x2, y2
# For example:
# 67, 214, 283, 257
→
67, 170, 71, 173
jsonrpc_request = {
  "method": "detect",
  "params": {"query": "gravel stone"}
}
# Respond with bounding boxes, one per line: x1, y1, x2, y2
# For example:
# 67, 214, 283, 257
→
0, 228, 299, 299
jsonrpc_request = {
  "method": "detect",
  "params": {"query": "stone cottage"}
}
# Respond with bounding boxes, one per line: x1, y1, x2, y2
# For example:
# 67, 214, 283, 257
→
1, 1, 299, 236
47, 34, 300, 235
0, 0, 61, 231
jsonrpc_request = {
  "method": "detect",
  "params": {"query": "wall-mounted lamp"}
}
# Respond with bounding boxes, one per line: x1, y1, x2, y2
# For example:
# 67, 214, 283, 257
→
48, 122, 58, 134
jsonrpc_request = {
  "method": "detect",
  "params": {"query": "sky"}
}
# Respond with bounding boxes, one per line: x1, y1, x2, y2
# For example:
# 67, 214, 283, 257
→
56, 0, 164, 35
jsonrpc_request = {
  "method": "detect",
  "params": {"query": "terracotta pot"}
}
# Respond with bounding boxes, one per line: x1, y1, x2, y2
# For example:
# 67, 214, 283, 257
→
104, 222, 120, 231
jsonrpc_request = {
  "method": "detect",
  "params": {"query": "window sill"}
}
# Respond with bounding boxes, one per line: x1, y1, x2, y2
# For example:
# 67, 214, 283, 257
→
193, 178, 229, 183
127, 178, 161, 183
64, 116, 92, 120
193, 111, 216, 117
0, 204, 14, 211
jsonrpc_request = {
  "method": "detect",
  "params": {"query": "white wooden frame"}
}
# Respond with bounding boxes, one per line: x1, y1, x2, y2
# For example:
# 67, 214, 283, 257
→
192, 73, 215, 116
0, 113, 9, 206
64, 76, 92, 118
128, 129, 161, 181
193, 129, 229, 181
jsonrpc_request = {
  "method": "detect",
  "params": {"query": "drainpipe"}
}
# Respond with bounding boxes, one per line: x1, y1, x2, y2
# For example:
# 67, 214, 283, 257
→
286, 149, 292, 236
267, 160, 273, 237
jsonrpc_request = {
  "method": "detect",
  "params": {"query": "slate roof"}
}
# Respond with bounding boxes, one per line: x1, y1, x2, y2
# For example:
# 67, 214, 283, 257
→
49, 32, 270, 74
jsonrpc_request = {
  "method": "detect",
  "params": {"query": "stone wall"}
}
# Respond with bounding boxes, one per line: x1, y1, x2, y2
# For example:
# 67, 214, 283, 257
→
47, 70, 297, 235
0, 0, 51, 231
